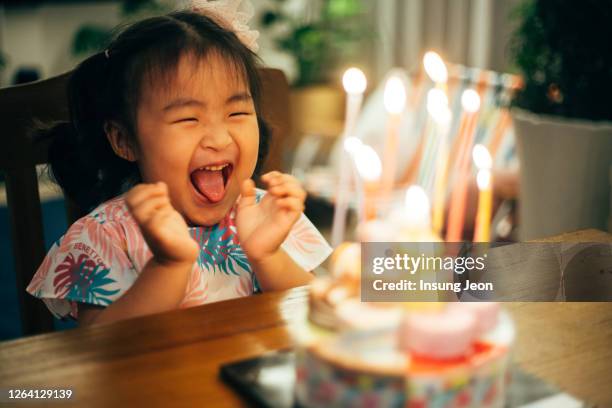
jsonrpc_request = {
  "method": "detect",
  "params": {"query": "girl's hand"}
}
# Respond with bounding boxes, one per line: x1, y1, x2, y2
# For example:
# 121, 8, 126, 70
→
236, 172, 306, 262
126, 182, 199, 266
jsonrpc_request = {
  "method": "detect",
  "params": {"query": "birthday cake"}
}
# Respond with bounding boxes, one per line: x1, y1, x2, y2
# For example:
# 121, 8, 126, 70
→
293, 243, 514, 408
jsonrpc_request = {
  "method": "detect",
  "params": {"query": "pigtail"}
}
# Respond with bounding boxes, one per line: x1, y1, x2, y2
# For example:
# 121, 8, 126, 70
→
44, 120, 97, 209
45, 51, 140, 212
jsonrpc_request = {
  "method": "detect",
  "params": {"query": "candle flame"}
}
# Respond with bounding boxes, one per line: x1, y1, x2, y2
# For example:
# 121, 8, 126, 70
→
353, 144, 382, 182
423, 51, 448, 84
405, 185, 431, 222
343, 136, 363, 154
383, 76, 406, 114
461, 89, 480, 112
477, 169, 492, 190
426, 88, 451, 124
342, 68, 367, 94
472, 144, 492, 170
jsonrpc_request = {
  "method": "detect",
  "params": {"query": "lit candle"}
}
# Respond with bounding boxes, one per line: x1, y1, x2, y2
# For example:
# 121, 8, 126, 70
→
385, 184, 440, 242
446, 89, 481, 242
419, 51, 449, 202
396, 185, 442, 300
351, 142, 382, 222
331, 68, 367, 247
342, 68, 367, 135
382, 75, 407, 197
426, 94, 452, 236
421, 88, 450, 190
403, 185, 432, 232
423, 51, 448, 90
400, 52, 448, 188
426, 88, 449, 114
344, 136, 366, 221
472, 144, 493, 242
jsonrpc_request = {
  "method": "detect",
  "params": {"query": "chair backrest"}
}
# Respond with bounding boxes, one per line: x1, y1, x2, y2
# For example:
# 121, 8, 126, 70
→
0, 67, 290, 336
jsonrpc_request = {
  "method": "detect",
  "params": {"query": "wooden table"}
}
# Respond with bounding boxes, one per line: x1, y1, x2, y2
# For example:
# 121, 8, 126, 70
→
1, 230, 611, 407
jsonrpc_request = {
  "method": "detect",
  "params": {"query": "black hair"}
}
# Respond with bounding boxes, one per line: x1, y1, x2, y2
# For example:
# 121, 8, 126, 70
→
43, 10, 269, 213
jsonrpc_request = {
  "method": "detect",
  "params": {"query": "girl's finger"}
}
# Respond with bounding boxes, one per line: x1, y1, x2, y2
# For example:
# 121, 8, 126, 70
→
265, 173, 301, 189
280, 173, 298, 184
130, 195, 170, 223
261, 171, 282, 181
268, 182, 307, 200
274, 196, 305, 213
145, 205, 174, 228
126, 182, 168, 210
261, 171, 282, 185
237, 179, 257, 209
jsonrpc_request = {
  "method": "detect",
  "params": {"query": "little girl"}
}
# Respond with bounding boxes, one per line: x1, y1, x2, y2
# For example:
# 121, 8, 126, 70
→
27, 4, 332, 325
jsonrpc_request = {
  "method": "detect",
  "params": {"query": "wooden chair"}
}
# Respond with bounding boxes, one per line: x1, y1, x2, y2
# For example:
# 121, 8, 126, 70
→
0, 68, 291, 336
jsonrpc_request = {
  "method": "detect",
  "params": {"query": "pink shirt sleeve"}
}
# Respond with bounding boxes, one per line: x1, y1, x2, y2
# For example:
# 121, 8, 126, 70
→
26, 216, 137, 319
281, 213, 333, 272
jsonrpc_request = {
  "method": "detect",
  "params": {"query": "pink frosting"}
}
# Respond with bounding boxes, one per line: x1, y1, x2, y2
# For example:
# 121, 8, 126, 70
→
449, 302, 500, 335
398, 308, 477, 359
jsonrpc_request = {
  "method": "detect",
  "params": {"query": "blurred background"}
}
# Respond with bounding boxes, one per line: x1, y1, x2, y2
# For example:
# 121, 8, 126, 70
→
1, 0, 611, 340
0, 0, 519, 84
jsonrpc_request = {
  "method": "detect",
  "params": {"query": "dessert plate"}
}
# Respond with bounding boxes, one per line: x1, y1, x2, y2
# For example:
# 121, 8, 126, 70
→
220, 349, 591, 408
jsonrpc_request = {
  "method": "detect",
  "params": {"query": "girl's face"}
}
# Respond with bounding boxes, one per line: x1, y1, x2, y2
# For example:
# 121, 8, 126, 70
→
134, 52, 259, 226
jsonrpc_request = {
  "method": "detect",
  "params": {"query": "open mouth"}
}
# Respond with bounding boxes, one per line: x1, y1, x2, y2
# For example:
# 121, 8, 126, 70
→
190, 163, 233, 204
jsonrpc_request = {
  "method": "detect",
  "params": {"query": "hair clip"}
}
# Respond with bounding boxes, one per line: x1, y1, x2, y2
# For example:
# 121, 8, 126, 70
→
190, 0, 259, 52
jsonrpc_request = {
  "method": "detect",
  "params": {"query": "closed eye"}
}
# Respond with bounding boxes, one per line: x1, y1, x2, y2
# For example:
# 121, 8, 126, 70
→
229, 112, 252, 117
173, 117, 198, 123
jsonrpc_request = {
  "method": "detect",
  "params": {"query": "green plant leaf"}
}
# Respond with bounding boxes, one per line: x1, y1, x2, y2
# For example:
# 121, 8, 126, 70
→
261, 0, 372, 86
72, 25, 113, 55
510, 0, 612, 120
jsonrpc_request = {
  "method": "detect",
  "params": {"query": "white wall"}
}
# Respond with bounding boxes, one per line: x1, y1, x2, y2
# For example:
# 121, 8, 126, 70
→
0, 2, 122, 85
0, 0, 521, 87
0, 0, 300, 86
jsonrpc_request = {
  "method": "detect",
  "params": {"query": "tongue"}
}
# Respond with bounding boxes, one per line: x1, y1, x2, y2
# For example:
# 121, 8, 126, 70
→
191, 169, 225, 203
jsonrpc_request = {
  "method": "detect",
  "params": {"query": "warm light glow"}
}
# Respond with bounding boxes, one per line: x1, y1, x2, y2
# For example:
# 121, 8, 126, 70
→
353, 144, 382, 182
423, 51, 448, 83
405, 185, 431, 222
427, 88, 448, 110
477, 169, 492, 190
426, 89, 451, 124
472, 144, 493, 170
383, 76, 407, 114
461, 89, 481, 113
343, 136, 363, 154
342, 68, 367, 94
435, 106, 452, 125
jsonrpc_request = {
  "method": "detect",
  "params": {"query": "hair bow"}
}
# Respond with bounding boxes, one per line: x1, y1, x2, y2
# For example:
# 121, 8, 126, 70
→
190, 0, 260, 52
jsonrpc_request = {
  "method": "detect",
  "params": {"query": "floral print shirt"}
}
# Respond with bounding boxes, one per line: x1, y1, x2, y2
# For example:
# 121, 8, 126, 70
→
27, 191, 332, 319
